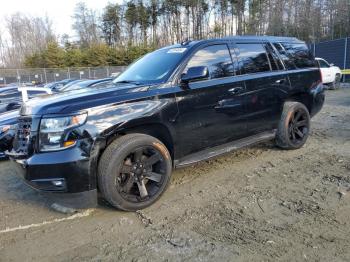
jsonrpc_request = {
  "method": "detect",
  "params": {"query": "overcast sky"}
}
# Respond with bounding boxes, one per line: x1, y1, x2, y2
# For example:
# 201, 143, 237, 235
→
0, 0, 122, 38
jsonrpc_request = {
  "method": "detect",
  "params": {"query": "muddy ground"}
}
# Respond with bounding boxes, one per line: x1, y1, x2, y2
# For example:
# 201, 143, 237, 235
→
0, 88, 349, 262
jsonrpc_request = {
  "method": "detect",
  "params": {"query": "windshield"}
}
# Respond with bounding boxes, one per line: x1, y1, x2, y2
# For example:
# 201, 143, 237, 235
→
113, 47, 188, 84
56, 80, 84, 91
58, 79, 112, 92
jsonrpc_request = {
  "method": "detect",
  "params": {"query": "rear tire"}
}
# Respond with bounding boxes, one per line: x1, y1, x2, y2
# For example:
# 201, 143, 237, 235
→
275, 102, 310, 150
98, 134, 172, 211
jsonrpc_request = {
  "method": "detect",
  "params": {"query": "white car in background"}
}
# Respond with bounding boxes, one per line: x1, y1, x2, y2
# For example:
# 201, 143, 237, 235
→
315, 57, 342, 89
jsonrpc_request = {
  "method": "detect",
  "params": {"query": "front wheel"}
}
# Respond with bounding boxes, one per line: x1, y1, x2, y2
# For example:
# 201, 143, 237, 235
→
275, 102, 311, 150
329, 74, 341, 90
98, 134, 172, 211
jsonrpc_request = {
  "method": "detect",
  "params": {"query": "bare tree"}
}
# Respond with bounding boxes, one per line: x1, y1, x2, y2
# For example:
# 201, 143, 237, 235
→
2, 0, 350, 69
2, 13, 56, 67
72, 2, 101, 47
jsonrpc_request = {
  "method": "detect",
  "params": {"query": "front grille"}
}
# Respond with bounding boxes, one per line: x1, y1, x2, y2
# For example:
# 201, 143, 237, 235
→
13, 117, 32, 154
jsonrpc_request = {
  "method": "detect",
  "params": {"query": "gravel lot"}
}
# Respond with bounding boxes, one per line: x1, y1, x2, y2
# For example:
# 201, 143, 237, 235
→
0, 88, 349, 261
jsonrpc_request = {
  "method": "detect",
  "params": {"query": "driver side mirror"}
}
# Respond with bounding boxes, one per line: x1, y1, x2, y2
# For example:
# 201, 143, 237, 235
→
52, 84, 63, 91
330, 63, 334, 67
181, 66, 209, 85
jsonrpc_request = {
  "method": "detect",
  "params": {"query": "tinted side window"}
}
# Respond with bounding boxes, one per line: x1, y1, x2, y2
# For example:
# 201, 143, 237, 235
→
318, 59, 330, 68
28, 90, 47, 97
236, 43, 271, 74
280, 43, 317, 69
0, 90, 19, 96
0, 90, 21, 98
273, 43, 296, 70
264, 43, 284, 70
185, 45, 234, 79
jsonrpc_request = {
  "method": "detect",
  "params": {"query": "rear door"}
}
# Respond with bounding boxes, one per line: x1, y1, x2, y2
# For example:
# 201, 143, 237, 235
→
175, 44, 248, 157
235, 42, 291, 135
273, 42, 320, 95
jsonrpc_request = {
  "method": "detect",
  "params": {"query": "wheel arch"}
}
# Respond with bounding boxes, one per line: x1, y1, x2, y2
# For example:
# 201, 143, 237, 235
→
88, 122, 176, 192
104, 122, 175, 161
285, 92, 312, 113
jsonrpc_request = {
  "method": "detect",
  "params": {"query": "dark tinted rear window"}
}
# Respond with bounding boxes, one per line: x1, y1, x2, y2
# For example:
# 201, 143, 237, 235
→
273, 43, 296, 70
278, 43, 316, 69
236, 43, 271, 74
264, 43, 284, 70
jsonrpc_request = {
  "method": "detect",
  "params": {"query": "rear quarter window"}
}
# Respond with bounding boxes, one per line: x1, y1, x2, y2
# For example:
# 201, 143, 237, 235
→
264, 43, 284, 71
280, 43, 317, 69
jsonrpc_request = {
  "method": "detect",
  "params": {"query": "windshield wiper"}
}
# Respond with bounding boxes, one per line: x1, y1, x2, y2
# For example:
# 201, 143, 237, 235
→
114, 80, 141, 85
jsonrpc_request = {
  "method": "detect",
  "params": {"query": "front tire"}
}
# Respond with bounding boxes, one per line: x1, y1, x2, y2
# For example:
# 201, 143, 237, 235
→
329, 74, 341, 90
98, 134, 172, 211
275, 102, 311, 150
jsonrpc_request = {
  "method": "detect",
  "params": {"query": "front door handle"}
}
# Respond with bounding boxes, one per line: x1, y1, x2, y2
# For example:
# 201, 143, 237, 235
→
228, 86, 244, 95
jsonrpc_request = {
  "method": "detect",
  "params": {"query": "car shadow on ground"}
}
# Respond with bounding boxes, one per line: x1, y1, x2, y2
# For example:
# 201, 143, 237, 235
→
0, 164, 51, 208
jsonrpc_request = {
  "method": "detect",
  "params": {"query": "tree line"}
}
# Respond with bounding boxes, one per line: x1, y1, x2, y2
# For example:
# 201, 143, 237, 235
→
1, 0, 350, 68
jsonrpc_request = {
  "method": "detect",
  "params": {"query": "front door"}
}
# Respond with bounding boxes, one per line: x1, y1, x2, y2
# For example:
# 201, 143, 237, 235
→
174, 44, 248, 158
318, 59, 332, 83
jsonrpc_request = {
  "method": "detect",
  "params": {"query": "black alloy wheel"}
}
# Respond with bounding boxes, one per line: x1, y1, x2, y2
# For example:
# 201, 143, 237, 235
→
288, 108, 309, 145
98, 134, 172, 211
276, 102, 311, 150
117, 146, 167, 203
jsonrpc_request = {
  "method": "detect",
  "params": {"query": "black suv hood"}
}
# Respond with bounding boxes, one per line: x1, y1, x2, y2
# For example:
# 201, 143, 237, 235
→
21, 83, 151, 116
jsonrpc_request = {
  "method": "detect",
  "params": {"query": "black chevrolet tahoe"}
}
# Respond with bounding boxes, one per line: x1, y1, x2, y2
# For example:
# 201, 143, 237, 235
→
8, 36, 325, 211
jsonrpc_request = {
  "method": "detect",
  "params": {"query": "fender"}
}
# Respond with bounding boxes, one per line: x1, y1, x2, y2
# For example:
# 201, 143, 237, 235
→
84, 96, 179, 186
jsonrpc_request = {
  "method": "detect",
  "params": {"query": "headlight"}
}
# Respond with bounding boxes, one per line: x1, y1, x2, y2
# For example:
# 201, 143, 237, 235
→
39, 113, 87, 152
0, 125, 11, 135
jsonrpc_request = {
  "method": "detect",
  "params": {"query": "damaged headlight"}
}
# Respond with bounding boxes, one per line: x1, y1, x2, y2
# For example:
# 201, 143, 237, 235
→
39, 113, 87, 152
0, 125, 11, 135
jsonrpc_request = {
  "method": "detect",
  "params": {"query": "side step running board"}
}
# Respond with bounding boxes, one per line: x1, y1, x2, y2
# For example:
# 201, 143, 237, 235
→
175, 130, 276, 168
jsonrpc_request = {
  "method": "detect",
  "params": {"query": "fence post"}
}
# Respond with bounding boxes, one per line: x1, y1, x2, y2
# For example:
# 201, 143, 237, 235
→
88, 67, 91, 79
67, 67, 71, 79
344, 38, 348, 83
16, 69, 20, 84
106, 66, 109, 77
44, 68, 47, 84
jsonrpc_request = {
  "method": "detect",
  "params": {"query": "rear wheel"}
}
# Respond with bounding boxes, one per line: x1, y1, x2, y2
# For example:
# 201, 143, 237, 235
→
276, 102, 310, 150
98, 134, 172, 211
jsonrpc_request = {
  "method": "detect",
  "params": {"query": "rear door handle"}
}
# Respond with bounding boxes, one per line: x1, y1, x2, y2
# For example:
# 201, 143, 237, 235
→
228, 86, 244, 95
275, 79, 287, 84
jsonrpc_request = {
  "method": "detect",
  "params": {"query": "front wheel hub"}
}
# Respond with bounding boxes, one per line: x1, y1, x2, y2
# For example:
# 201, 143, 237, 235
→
116, 146, 167, 203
